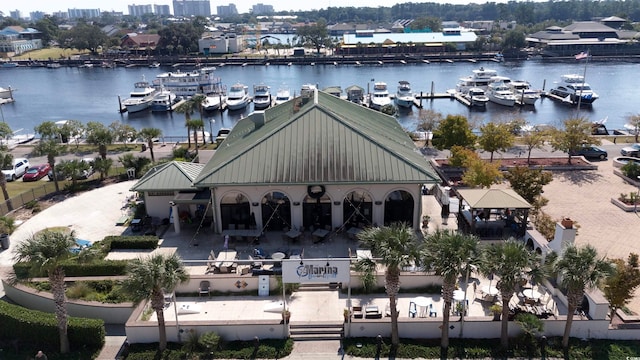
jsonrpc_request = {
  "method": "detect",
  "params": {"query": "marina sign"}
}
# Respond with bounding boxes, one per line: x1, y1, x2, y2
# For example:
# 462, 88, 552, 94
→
282, 259, 350, 283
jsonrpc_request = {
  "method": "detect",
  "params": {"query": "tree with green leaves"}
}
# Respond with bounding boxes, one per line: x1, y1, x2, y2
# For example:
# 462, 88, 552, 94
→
85, 122, 114, 160
480, 240, 543, 349
34, 121, 67, 192
502, 29, 526, 50
0, 152, 13, 210
553, 245, 612, 349
186, 119, 204, 156
357, 223, 419, 349
93, 157, 113, 181
58, 120, 85, 149
603, 253, 640, 322
295, 18, 331, 54
139, 127, 162, 163
58, 21, 107, 53
478, 122, 514, 162
122, 253, 189, 351
57, 159, 92, 188
109, 121, 138, 149
175, 100, 195, 149
13, 230, 78, 353
504, 166, 553, 204
521, 127, 548, 165
420, 230, 478, 351
625, 114, 640, 143
0, 122, 13, 144
455, 151, 503, 188
409, 16, 442, 32
432, 114, 477, 150
549, 117, 599, 164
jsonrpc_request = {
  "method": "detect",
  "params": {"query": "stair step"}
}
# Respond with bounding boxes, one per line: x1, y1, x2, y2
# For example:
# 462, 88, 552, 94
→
297, 282, 341, 291
290, 333, 343, 341
290, 328, 344, 335
290, 322, 343, 329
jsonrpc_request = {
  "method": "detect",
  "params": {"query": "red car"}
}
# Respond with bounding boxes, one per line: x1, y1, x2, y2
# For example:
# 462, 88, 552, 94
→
22, 163, 51, 182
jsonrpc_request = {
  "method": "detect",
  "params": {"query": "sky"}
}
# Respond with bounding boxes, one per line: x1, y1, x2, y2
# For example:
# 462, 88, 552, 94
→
3, 0, 486, 18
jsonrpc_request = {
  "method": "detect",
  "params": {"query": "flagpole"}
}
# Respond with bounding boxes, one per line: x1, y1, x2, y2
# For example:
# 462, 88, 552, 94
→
576, 50, 589, 114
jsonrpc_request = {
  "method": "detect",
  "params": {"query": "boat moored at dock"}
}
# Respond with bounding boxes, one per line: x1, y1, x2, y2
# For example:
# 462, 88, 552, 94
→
122, 76, 157, 113
252, 84, 272, 110
547, 74, 598, 105
369, 82, 391, 110
395, 80, 415, 108
226, 83, 250, 110
486, 81, 516, 107
153, 67, 221, 97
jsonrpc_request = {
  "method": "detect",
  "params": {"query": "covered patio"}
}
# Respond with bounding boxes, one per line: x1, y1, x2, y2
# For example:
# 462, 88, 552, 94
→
455, 189, 532, 240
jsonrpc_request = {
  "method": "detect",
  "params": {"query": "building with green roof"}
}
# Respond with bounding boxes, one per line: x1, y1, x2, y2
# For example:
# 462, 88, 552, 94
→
191, 88, 440, 234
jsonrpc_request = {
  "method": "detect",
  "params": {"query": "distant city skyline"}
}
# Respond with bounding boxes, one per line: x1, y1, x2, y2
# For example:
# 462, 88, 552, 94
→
3, 0, 498, 19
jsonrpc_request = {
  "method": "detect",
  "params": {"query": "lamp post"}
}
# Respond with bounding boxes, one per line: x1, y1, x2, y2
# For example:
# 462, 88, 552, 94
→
209, 119, 215, 144
459, 262, 475, 338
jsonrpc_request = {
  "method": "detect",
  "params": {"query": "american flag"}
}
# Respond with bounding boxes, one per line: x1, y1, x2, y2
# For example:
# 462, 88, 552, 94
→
575, 51, 589, 60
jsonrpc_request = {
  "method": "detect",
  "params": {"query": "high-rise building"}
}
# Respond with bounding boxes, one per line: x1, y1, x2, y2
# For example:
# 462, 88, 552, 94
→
128, 4, 154, 16
251, 3, 274, 15
9, 10, 23, 20
154, 5, 171, 16
30, 11, 46, 21
173, 0, 211, 17
68, 8, 101, 19
216, 4, 238, 17
53, 11, 69, 19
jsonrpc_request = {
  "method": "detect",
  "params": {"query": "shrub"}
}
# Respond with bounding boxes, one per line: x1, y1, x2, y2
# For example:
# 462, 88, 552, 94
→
622, 161, 640, 180
104, 235, 159, 250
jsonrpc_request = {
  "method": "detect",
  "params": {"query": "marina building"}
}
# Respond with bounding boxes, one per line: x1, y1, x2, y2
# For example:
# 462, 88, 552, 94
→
0, 26, 42, 56
338, 28, 477, 55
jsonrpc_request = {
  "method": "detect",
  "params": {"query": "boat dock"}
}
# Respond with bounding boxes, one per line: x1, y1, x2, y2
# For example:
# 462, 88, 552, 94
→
541, 92, 575, 104
171, 99, 186, 111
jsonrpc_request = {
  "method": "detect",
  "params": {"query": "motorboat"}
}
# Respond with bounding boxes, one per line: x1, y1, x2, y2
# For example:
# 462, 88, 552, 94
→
0, 86, 14, 99
456, 67, 499, 92
226, 83, 250, 110
253, 84, 272, 110
510, 80, 540, 105
395, 80, 415, 108
486, 82, 516, 107
1, 62, 19, 68
369, 82, 391, 110
46, 62, 61, 69
548, 74, 598, 105
274, 86, 292, 105
153, 67, 222, 97
149, 62, 160, 68
78, 61, 93, 68
202, 93, 226, 111
150, 88, 178, 112
122, 76, 157, 113
1, 129, 35, 149
463, 87, 489, 107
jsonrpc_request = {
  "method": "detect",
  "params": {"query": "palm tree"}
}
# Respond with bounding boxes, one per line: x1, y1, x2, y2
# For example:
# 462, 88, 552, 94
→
553, 245, 612, 349
13, 230, 77, 353
420, 229, 478, 350
0, 152, 14, 210
357, 222, 419, 348
122, 253, 189, 351
185, 119, 204, 156
175, 100, 195, 149
138, 127, 163, 163
480, 240, 541, 348
85, 122, 114, 160
34, 121, 67, 192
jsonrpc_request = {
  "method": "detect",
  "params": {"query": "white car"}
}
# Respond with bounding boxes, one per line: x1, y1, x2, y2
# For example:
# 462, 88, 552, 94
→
2, 158, 30, 181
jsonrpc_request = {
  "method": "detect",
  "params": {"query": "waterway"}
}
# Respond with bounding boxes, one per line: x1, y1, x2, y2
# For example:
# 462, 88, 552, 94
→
0, 59, 636, 137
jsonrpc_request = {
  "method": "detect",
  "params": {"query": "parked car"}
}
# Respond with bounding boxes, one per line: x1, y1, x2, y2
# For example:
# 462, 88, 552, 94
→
23, 163, 51, 182
621, 143, 640, 157
2, 158, 29, 181
569, 145, 608, 160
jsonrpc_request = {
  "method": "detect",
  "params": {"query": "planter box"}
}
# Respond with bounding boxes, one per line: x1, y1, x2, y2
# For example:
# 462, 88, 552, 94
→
611, 197, 640, 212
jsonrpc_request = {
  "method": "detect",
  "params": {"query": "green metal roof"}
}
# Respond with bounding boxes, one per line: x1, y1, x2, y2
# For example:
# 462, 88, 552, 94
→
193, 90, 439, 186
130, 161, 205, 192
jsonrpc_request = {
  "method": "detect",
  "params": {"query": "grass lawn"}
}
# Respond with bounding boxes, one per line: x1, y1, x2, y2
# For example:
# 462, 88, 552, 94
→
13, 47, 90, 60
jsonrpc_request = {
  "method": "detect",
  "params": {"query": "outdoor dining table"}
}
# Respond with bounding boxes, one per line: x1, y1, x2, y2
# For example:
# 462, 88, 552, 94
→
214, 250, 237, 271
346, 227, 363, 239
312, 228, 330, 243
356, 249, 372, 260
271, 252, 286, 261
285, 229, 302, 241
522, 288, 542, 301
482, 286, 499, 296
453, 289, 466, 301
412, 296, 432, 318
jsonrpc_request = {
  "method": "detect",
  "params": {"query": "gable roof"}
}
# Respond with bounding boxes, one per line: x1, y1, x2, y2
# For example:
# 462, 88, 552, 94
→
458, 189, 532, 209
194, 90, 439, 186
130, 161, 205, 192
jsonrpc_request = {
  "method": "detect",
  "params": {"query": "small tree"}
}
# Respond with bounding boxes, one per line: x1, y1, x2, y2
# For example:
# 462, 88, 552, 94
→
85, 122, 114, 160
415, 109, 442, 147
93, 157, 113, 181
110, 121, 138, 149
603, 253, 640, 321
0, 152, 13, 210
549, 117, 599, 164
625, 114, 640, 143
478, 122, 514, 162
461, 155, 503, 188
138, 127, 163, 163
521, 127, 548, 165
504, 166, 553, 204
432, 114, 477, 150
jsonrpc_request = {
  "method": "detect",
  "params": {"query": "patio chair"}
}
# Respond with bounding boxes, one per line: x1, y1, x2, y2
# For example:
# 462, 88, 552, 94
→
352, 306, 363, 319
199, 281, 210, 297
163, 290, 173, 306
408, 302, 417, 318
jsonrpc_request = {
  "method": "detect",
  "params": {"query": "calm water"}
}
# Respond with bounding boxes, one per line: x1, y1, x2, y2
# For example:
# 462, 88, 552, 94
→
0, 60, 636, 137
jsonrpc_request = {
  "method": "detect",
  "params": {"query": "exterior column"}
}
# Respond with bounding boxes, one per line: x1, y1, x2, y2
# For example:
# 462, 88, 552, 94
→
170, 202, 181, 234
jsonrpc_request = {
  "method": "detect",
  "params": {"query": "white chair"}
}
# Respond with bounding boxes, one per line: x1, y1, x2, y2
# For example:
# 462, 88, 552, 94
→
408, 302, 417, 318
163, 290, 173, 306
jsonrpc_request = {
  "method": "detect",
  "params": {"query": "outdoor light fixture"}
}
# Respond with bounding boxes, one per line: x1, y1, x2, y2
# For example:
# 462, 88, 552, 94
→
326, 261, 331, 267
251, 202, 259, 206
333, 201, 341, 206
374, 201, 383, 205
292, 202, 301, 206
299, 260, 304, 266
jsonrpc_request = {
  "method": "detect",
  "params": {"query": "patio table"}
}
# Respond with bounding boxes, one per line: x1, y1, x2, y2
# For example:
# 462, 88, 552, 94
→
312, 228, 330, 243
413, 296, 432, 317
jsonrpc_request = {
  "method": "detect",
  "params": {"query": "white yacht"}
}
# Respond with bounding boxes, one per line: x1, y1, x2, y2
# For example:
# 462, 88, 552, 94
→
369, 82, 391, 110
150, 88, 178, 112
395, 80, 415, 108
510, 80, 540, 105
274, 86, 292, 105
464, 87, 489, 107
486, 82, 516, 107
456, 67, 499, 92
253, 84, 272, 110
226, 83, 250, 110
0, 86, 14, 99
203, 93, 226, 111
153, 67, 222, 97
548, 74, 598, 105
123, 76, 157, 113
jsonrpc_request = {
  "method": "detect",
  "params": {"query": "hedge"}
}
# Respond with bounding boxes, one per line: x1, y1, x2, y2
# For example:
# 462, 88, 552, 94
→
104, 235, 159, 250
13, 259, 129, 279
0, 300, 105, 351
